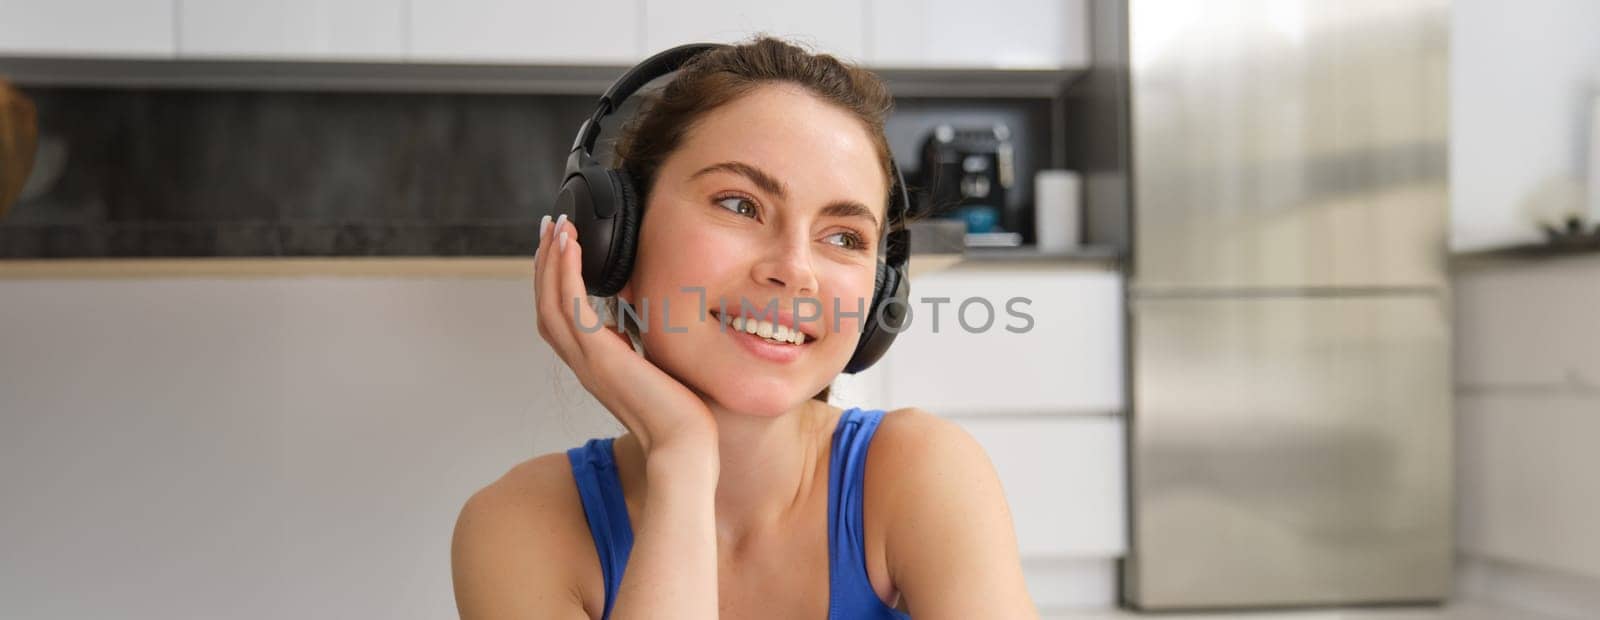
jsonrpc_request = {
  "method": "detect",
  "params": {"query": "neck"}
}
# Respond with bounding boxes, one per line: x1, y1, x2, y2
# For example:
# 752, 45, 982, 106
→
705, 398, 835, 552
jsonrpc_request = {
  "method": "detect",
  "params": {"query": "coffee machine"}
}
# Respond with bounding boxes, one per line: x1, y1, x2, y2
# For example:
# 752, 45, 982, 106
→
911, 123, 1019, 246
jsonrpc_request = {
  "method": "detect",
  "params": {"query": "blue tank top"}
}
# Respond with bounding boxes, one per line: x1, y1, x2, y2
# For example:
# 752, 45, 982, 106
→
565, 406, 912, 620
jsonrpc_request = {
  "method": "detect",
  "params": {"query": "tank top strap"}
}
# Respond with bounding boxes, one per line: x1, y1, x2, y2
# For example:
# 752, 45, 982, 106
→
827, 406, 910, 618
566, 437, 634, 620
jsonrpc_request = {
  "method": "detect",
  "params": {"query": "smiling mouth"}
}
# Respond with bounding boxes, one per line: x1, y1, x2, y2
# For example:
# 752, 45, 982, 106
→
709, 310, 816, 346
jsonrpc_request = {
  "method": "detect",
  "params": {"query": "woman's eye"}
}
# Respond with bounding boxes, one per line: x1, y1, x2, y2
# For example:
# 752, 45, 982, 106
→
715, 195, 758, 218
825, 231, 868, 251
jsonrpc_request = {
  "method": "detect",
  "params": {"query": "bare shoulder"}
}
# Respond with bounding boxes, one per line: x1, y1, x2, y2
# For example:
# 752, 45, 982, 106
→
451, 452, 598, 620
860, 408, 990, 576
865, 406, 999, 512
866, 407, 1036, 616
868, 406, 992, 478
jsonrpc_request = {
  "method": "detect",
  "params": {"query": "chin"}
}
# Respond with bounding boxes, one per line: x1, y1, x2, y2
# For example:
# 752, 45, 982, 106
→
698, 373, 818, 418
645, 329, 846, 417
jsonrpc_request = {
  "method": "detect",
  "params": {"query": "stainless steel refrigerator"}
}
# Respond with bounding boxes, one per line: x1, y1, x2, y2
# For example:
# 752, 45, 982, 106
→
1075, 0, 1454, 610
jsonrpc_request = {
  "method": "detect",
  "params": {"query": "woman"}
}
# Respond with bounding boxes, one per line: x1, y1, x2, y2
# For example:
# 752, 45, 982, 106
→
452, 37, 1037, 619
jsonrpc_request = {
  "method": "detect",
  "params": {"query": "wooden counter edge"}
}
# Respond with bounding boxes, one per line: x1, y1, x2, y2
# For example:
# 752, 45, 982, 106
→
0, 254, 972, 280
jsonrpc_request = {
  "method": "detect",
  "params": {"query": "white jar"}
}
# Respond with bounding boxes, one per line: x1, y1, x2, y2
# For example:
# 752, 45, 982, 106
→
1034, 169, 1081, 252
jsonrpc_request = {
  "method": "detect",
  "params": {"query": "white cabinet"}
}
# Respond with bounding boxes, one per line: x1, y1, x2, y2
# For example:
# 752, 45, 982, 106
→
642, 0, 864, 62
835, 255, 1129, 606
1, 0, 1089, 70
858, 263, 1124, 417
958, 415, 1127, 558
408, 0, 640, 64
178, 0, 405, 60
964, 415, 1126, 609
866, 0, 1089, 69
836, 261, 1129, 608
0, 0, 175, 57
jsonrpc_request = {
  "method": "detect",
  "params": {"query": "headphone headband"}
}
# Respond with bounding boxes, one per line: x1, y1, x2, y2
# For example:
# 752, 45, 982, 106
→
567, 41, 911, 245
569, 43, 726, 157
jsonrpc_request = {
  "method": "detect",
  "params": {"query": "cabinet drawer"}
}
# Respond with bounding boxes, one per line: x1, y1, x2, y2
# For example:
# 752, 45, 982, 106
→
865, 265, 1124, 416
643, 0, 864, 61
866, 0, 1089, 69
409, 0, 640, 64
178, 0, 405, 60
954, 415, 1127, 558
0, 0, 175, 57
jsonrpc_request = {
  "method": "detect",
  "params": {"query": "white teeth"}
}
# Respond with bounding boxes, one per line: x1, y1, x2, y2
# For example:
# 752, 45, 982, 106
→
721, 314, 807, 345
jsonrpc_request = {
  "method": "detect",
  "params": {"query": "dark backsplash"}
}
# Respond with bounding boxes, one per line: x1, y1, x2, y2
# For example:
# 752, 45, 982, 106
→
2, 86, 1050, 258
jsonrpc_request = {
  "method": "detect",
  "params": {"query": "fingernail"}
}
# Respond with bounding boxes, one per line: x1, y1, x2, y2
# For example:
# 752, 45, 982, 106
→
540, 214, 551, 238
559, 230, 569, 251
556, 213, 568, 232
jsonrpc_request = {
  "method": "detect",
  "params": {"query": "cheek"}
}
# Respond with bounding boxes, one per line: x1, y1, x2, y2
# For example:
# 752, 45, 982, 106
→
816, 269, 879, 340
629, 220, 745, 327
644, 229, 743, 290
678, 225, 746, 264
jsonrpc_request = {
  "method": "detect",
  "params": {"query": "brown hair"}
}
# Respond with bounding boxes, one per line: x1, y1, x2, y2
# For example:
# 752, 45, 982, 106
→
1, 80, 39, 218
606, 35, 899, 403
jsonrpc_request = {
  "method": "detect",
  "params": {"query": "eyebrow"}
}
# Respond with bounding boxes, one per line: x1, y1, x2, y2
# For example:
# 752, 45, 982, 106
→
689, 160, 884, 236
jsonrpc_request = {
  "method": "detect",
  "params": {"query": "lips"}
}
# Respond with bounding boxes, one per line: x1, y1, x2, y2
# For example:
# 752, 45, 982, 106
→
709, 307, 822, 342
708, 309, 815, 364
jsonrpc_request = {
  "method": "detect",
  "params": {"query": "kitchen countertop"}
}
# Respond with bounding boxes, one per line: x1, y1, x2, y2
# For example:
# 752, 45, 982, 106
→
0, 253, 964, 280
0, 217, 1121, 279
0, 245, 1122, 279
1449, 238, 1600, 270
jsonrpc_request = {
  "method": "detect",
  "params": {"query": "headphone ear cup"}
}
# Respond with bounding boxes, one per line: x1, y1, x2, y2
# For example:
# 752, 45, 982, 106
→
590, 169, 642, 297
843, 259, 908, 374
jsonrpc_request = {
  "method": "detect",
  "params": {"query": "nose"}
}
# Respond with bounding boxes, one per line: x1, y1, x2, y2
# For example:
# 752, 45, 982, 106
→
751, 233, 818, 296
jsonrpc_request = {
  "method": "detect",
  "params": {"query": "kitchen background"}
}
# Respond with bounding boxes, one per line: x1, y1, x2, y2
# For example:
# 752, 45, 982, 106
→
0, 88, 1051, 256
0, 1, 1598, 619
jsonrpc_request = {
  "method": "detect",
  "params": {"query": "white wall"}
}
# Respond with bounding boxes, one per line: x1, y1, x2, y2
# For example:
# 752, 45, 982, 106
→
1453, 254, 1600, 618
0, 276, 620, 619
1451, 0, 1600, 251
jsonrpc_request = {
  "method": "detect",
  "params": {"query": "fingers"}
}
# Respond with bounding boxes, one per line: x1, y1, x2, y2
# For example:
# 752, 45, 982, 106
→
539, 213, 635, 360
536, 214, 581, 360
533, 214, 715, 450
555, 221, 615, 355
551, 216, 638, 360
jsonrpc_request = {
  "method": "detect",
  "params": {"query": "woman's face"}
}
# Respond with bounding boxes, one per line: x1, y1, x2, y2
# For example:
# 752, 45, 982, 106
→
618, 83, 889, 417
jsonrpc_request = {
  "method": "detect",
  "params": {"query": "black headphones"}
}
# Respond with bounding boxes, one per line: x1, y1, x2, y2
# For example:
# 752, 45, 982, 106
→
551, 42, 910, 375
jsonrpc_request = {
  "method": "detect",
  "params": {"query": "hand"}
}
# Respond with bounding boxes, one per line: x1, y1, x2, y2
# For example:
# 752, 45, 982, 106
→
534, 213, 719, 464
